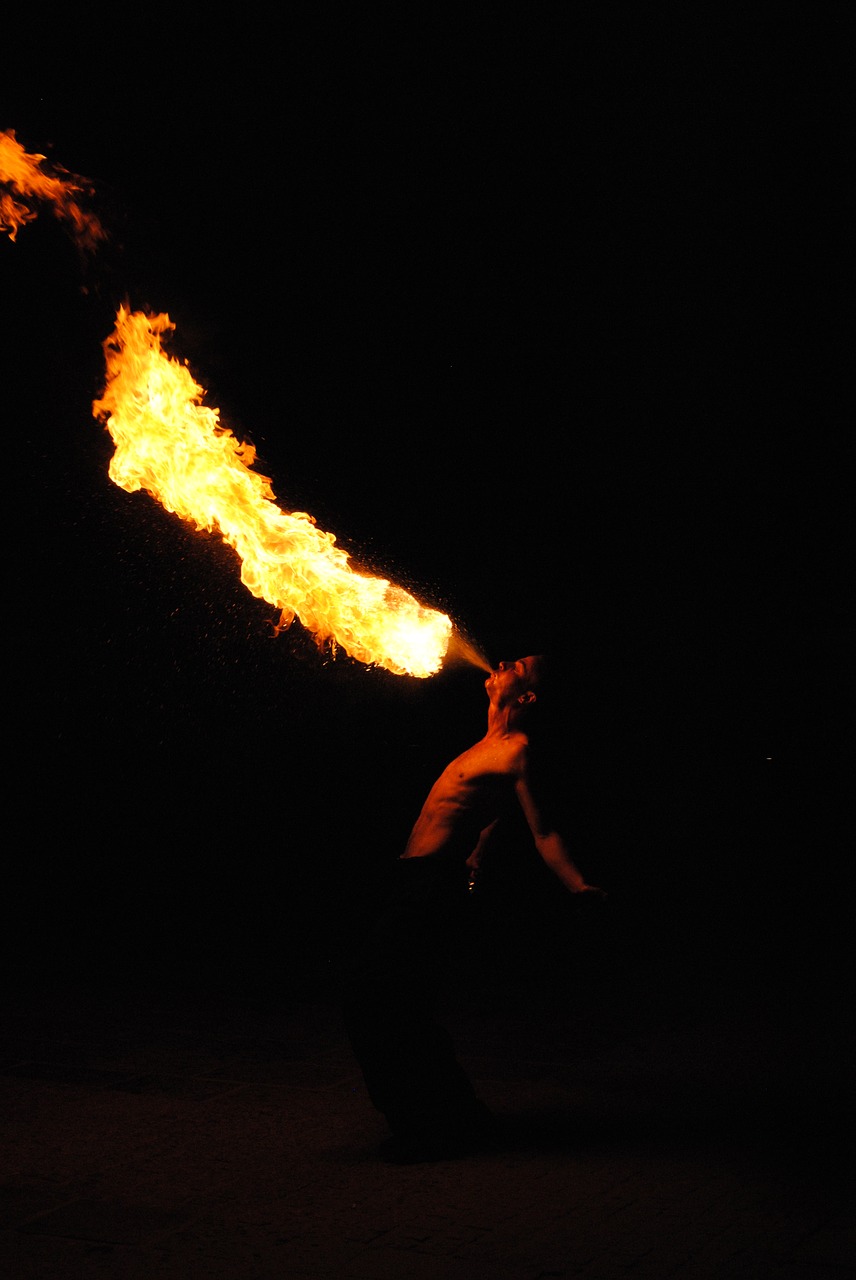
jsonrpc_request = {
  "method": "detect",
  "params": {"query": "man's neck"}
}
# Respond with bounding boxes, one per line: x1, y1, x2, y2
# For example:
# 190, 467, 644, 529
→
485, 702, 518, 738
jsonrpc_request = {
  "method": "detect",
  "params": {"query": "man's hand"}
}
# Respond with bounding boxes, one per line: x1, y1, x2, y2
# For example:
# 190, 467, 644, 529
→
574, 884, 608, 901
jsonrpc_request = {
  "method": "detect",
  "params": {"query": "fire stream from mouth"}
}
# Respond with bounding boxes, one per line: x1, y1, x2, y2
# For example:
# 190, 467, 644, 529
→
92, 306, 477, 678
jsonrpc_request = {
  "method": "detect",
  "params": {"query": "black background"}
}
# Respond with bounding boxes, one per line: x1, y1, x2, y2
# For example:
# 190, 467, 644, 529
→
3, 14, 850, 999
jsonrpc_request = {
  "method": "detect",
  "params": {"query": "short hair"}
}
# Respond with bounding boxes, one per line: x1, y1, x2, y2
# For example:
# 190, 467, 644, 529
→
521, 653, 572, 740
526, 653, 560, 705
516, 654, 552, 726
527, 653, 550, 691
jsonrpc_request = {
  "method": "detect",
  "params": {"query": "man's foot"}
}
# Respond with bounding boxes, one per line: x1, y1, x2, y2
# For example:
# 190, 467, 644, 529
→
378, 1107, 499, 1164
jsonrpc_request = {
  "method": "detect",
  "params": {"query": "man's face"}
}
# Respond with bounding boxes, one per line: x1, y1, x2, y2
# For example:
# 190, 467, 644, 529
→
485, 655, 542, 701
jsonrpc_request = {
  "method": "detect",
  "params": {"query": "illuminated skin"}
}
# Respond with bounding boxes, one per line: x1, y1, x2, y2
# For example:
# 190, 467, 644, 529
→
401, 655, 605, 898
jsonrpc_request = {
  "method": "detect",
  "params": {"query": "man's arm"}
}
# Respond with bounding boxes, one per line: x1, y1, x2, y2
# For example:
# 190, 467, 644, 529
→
465, 819, 500, 878
514, 773, 606, 898
532, 829, 604, 896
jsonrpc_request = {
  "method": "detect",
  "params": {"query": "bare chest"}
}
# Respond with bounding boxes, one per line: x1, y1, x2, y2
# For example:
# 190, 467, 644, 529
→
440, 736, 520, 790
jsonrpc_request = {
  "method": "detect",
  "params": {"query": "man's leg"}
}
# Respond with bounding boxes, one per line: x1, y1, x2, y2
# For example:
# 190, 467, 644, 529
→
341, 857, 495, 1158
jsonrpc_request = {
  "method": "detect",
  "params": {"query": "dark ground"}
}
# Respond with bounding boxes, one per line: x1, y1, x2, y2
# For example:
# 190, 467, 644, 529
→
1, 751, 853, 1278
3, 16, 853, 1277
2, 671, 851, 1278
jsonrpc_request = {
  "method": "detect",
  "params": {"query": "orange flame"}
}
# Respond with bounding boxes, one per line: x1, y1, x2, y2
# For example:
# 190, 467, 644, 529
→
0, 128, 105, 247
92, 307, 453, 677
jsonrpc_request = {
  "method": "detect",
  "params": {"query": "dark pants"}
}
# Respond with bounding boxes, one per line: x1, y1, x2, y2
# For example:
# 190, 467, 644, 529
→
340, 854, 488, 1147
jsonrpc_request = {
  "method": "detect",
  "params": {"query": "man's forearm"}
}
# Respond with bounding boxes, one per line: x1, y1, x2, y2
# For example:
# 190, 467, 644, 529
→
535, 832, 587, 893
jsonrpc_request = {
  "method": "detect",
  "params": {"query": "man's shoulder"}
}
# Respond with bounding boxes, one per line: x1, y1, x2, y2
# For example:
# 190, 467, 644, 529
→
504, 731, 533, 771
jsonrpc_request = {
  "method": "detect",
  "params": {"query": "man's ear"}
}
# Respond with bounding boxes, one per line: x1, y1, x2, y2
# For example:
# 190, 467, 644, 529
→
518, 690, 536, 706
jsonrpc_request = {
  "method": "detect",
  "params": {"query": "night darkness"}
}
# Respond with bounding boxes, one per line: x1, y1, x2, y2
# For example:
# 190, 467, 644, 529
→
3, 16, 851, 1005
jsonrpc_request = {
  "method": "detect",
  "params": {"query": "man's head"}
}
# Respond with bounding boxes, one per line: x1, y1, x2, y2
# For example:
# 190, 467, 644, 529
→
485, 654, 547, 719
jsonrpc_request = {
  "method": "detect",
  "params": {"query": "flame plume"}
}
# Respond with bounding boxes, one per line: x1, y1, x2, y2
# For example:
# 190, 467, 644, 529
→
0, 128, 105, 247
92, 307, 452, 677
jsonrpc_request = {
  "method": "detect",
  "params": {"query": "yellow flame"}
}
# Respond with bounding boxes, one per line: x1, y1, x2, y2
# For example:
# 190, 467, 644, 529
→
92, 307, 452, 677
0, 128, 105, 247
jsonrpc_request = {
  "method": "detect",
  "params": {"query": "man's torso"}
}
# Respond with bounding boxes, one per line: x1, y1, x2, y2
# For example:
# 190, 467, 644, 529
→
401, 732, 528, 860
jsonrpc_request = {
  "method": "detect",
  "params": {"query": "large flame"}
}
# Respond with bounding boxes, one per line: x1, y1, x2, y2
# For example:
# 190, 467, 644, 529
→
0, 128, 105, 247
92, 307, 452, 677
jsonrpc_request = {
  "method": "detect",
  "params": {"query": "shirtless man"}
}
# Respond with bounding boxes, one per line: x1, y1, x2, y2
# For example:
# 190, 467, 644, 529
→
342, 654, 604, 1163
401, 654, 604, 899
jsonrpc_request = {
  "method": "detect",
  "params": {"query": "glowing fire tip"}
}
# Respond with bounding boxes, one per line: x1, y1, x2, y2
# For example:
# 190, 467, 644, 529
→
92, 306, 452, 678
0, 128, 106, 247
